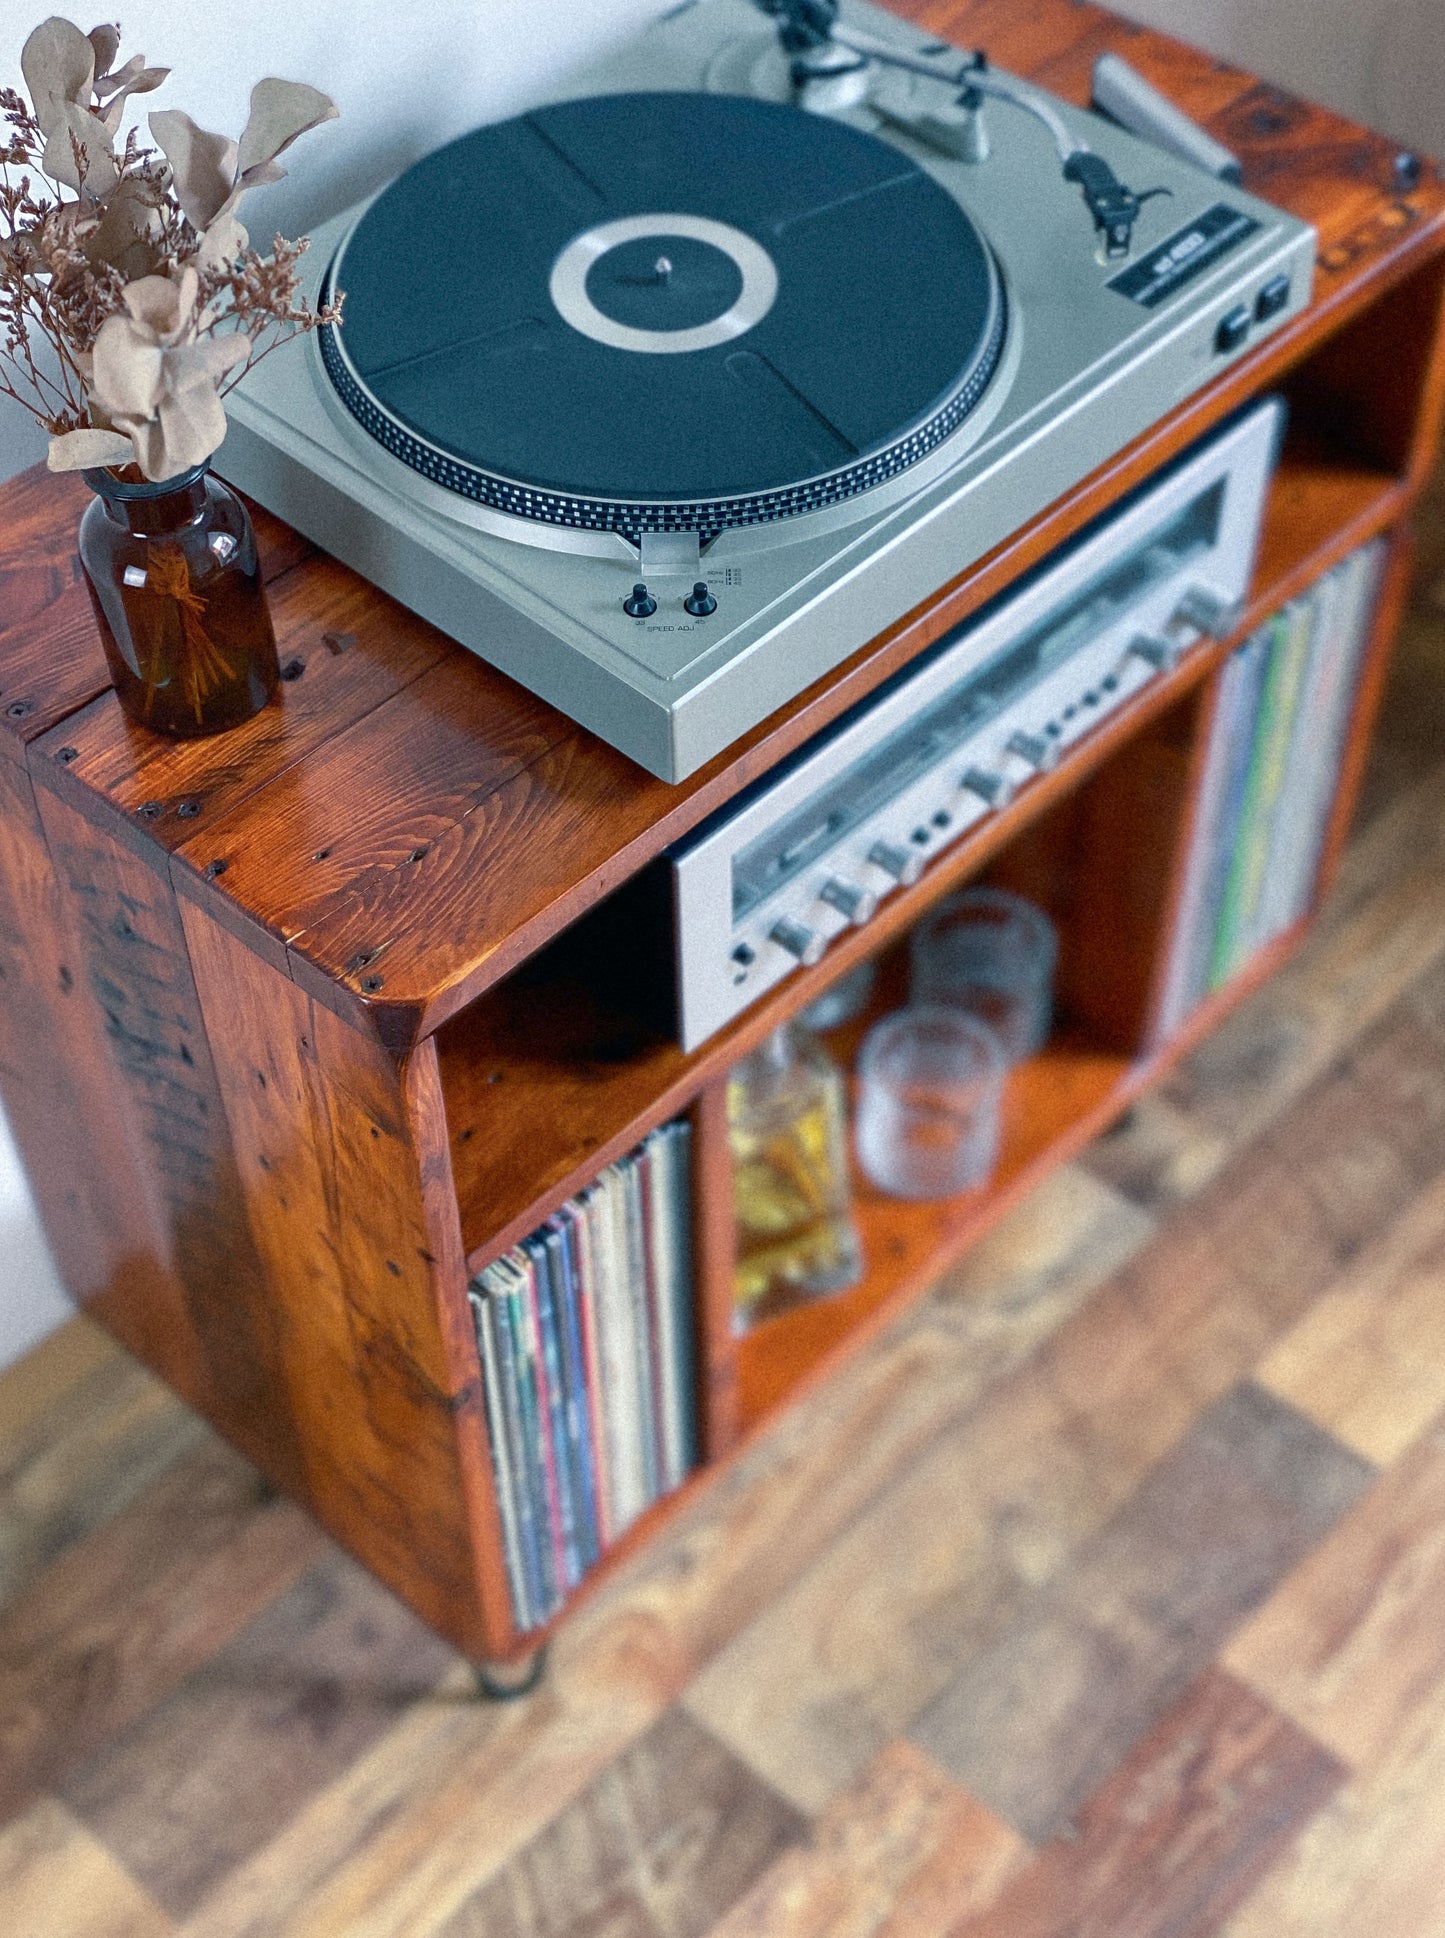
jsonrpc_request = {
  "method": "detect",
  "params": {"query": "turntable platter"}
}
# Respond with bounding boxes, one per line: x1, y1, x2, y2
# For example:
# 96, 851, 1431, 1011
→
321, 91, 1005, 538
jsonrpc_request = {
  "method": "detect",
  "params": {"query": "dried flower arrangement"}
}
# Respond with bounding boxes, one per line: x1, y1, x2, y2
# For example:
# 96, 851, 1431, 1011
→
1, 15, 340, 482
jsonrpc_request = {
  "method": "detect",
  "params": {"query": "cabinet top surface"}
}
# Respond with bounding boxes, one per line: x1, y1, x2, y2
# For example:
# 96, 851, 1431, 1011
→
4, 0, 1443, 1050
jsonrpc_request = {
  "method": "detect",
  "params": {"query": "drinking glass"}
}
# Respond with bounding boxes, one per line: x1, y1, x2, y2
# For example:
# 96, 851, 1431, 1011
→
855, 1006, 1005, 1199
910, 886, 1057, 1063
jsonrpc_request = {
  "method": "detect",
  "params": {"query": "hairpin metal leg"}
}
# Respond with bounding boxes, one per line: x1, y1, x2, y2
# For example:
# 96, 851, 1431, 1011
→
473, 1643, 549, 1702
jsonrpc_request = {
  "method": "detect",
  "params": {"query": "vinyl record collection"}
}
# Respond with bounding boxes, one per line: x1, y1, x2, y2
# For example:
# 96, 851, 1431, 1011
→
1157, 538, 1385, 1037
469, 1120, 697, 1631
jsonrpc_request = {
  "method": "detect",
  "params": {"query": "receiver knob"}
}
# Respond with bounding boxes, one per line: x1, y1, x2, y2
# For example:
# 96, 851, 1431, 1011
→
770, 916, 826, 965
868, 841, 925, 886
1126, 634, 1181, 673
819, 877, 878, 925
1004, 730, 1059, 774
1173, 586, 1240, 641
961, 766, 1013, 808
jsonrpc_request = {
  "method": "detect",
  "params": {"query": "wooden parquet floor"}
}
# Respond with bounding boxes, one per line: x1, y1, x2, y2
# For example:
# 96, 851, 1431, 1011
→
6, 474, 1445, 1938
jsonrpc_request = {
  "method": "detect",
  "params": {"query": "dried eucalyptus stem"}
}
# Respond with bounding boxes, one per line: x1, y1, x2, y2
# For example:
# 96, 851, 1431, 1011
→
1, 17, 340, 480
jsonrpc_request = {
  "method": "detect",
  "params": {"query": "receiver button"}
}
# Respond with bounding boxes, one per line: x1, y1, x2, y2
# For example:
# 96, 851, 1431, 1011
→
1005, 730, 1059, 773
961, 766, 1013, 807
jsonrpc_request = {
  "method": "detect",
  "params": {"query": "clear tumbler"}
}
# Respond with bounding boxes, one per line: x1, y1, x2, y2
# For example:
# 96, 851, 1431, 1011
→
909, 886, 1057, 1063
855, 1006, 1005, 1200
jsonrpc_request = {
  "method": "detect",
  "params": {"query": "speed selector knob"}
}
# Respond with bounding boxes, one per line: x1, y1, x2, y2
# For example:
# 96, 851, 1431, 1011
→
819, 877, 878, 925
867, 841, 925, 887
1005, 730, 1059, 774
961, 766, 1013, 808
769, 916, 826, 965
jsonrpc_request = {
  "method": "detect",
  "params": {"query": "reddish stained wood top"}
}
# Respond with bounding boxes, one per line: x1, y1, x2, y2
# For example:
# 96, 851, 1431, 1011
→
4, 0, 1445, 1048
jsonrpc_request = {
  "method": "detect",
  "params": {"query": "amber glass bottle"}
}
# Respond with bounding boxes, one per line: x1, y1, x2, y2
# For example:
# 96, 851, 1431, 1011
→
79, 464, 280, 738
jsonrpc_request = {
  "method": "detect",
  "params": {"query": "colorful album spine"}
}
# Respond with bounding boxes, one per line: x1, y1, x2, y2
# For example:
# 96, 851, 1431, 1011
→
467, 1120, 698, 1631
1156, 538, 1384, 1038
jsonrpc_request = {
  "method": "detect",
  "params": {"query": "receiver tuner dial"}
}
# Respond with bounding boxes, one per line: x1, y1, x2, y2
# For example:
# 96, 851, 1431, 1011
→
819, 876, 878, 925
961, 765, 1013, 807
770, 916, 826, 965
1173, 586, 1240, 641
1005, 730, 1059, 774
1126, 634, 1180, 673
868, 841, 926, 887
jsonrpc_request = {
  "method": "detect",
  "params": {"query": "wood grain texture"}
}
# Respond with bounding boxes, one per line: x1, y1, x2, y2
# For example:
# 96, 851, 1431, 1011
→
0, 1438, 320, 1824
0, 1324, 204, 1613
1253, 1170, 1445, 1464
686, 1164, 1155, 1813
703, 1740, 1025, 1938
0, 35, 1431, 1046
910, 1385, 1370, 1841
0, 1796, 173, 1938
175, 905, 502, 1662
1225, 1422, 1445, 1778
60, 1550, 456, 1919
432, 1709, 805, 1938
946, 1667, 1344, 1938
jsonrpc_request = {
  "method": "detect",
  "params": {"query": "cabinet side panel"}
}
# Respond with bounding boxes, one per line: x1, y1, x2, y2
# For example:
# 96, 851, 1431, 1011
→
28, 780, 288, 1458
0, 754, 179, 1314
178, 901, 493, 1659
692, 1081, 741, 1463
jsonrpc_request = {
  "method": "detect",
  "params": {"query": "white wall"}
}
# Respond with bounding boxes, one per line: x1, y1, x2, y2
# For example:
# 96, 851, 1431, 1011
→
1, 0, 1442, 1367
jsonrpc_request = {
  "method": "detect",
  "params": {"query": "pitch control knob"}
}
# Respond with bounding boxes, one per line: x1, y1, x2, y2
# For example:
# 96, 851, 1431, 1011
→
683, 581, 717, 617
819, 877, 878, 925
623, 582, 656, 618
1172, 586, 1240, 641
1004, 730, 1059, 774
1126, 634, 1182, 674
867, 841, 925, 887
961, 766, 1013, 808
769, 916, 826, 965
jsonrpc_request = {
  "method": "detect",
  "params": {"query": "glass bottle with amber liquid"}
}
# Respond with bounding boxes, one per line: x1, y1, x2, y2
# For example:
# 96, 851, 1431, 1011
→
79, 462, 280, 738
728, 1022, 863, 1332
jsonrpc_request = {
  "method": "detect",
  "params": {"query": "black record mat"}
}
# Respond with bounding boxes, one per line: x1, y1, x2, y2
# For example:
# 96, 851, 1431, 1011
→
321, 91, 1005, 538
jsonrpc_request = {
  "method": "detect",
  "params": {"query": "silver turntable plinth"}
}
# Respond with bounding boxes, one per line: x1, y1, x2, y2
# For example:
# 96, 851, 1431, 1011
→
218, 0, 1315, 781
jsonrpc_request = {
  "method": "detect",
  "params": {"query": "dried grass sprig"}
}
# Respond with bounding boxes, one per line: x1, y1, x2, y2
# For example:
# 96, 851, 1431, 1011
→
2, 17, 339, 480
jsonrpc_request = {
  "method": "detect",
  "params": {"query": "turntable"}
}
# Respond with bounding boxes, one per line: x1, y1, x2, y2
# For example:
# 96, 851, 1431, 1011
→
219, 0, 1316, 781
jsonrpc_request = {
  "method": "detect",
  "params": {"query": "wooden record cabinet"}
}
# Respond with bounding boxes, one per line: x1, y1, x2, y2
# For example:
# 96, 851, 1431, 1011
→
2, 0, 1444, 1675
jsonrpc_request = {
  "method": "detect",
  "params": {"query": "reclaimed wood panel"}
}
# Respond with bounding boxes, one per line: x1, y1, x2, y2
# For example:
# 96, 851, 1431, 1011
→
27, 784, 291, 1473
175, 905, 503, 1662
36, 555, 451, 855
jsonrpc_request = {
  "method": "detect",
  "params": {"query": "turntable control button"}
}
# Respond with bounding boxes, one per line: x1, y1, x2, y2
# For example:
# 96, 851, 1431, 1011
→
1214, 304, 1251, 354
1255, 274, 1291, 322
770, 916, 826, 965
624, 582, 657, 618
867, 841, 926, 887
819, 877, 878, 925
684, 581, 717, 617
